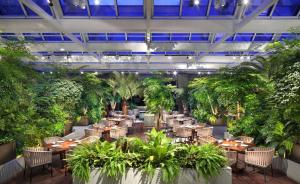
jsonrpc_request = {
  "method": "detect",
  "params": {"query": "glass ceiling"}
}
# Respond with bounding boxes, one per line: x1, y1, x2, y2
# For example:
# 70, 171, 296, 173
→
2, 32, 298, 43
0, 0, 299, 17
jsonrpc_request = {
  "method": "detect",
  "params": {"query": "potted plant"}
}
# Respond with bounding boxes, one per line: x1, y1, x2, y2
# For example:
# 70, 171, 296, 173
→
68, 129, 231, 184
0, 137, 16, 165
108, 72, 142, 115
78, 107, 89, 126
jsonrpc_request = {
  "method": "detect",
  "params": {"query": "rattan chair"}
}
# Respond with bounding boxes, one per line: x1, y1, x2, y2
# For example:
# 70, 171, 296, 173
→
23, 147, 53, 183
196, 127, 213, 138
110, 127, 127, 139
175, 127, 193, 143
84, 128, 102, 137
43, 136, 64, 145
225, 150, 238, 166
239, 136, 254, 144
80, 136, 99, 144
245, 147, 275, 183
197, 136, 217, 145
63, 132, 84, 141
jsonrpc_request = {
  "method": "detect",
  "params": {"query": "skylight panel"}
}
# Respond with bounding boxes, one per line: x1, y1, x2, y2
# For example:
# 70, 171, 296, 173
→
0, 0, 25, 16
23, 33, 44, 41
25, 0, 52, 16
182, 0, 209, 17
209, 0, 237, 16
117, 0, 143, 16
59, 0, 88, 16
88, 0, 116, 16
272, 0, 300, 16
253, 33, 274, 42
153, 0, 180, 16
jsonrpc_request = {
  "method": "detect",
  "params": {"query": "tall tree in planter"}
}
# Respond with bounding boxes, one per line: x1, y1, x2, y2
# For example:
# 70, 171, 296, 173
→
107, 72, 142, 115
143, 77, 176, 129
76, 73, 111, 124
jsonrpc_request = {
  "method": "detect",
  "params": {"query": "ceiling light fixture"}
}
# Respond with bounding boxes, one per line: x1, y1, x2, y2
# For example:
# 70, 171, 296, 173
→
242, 0, 249, 5
94, 0, 100, 5
60, 48, 65, 51
80, 71, 84, 74
168, 56, 172, 60
233, 56, 237, 60
247, 56, 251, 60
187, 56, 193, 60
50, 71, 53, 74
41, 56, 45, 60
173, 71, 177, 76
240, 56, 244, 60
94, 71, 98, 75
198, 71, 201, 75
135, 72, 139, 75
194, 0, 200, 6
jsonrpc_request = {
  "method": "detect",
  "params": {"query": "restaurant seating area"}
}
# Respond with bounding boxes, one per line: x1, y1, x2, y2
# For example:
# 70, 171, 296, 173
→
1, 0, 300, 184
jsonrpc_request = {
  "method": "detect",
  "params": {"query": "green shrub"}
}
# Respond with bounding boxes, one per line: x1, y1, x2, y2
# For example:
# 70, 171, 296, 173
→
67, 129, 227, 183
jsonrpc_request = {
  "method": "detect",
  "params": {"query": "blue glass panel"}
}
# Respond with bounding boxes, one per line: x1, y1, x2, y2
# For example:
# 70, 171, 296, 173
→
127, 33, 145, 41
245, 0, 272, 16
152, 33, 171, 41
182, 0, 209, 16
180, 51, 195, 55
25, 0, 52, 16
61, 33, 82, 41
154, 0, 180, 16
166, 51, 180, 55
103, 51, 117, 55
88, 33, 107, 41
118, 5, 143, 16
209, 0, 237, 16
253, 33, 274, 42
171, 33, 190, 41
69, 52, 83, 55
132, 52, 146, 55
0, 0, 25, 16
151, 51, 166, 55
191, 33, 209, 41
0, 33, 18, 40
59, 0, 88, 16
116, 51, 131, 55
272, 0, 300, 16
53, 52, 68, 56
225, 35, 234, 42
23, 33, 44, 41
214, 33, 227, 42
42, 33, 63, 41
235, 33, 254, 41
88, 0, 116, 16
107, 33, 126, 41
279, 33, 299, 41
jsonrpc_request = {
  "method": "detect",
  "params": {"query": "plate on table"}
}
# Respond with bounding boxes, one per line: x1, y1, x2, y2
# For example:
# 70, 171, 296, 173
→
74, 140, 81, 143
241, 144, 248, 147
57, 140, 64, 143
235, 140, 243, 143
51, 144, 61, 148
221, 144, 230, 147
69, 144, 77, 147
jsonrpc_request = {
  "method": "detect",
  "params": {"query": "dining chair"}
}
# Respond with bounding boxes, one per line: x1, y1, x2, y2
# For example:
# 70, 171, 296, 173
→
84, 128, 102, 138
43, 136, 64, 145
110, 127, 127, 139
175, 127, 193, 143
23, 147, 53, 183
245, 147, 275, 184
239, 136, 254, 144
80, 136, 99, 144
196, 127, 213, 138
197, 136, 217, 145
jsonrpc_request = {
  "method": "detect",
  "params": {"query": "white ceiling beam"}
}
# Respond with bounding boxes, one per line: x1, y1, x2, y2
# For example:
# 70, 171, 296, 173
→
19, 0, 87, 51
198, 0, 278, 60
25, 42, 267, 53
50, 0, 64, 19
1, 18, 299, 33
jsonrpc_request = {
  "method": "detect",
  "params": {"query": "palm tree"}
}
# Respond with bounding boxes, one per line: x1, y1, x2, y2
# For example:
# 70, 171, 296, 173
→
107, 72, 142, 115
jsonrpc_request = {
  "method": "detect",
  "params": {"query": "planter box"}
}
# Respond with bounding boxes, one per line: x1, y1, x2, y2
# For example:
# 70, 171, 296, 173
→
272, 157, 300, 183
291, 144, 300, 163
0, 141, 16, 165
0, 157, 24, 184
73, 167, 232, 184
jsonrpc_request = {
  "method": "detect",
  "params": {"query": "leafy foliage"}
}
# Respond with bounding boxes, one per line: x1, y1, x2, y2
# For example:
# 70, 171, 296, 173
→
68, 129, 227, 183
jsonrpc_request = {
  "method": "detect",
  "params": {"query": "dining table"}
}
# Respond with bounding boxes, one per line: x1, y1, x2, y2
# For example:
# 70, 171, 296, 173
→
107, 118, 125, 125
46, 140, 79, 167
217, 140, 256, 171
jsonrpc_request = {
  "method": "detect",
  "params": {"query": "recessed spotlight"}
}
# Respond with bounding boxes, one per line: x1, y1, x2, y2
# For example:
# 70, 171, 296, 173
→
168, 56, 172, 60
64, 56, 67, 60
173, 71, 177, 76
242, 0, 249, 5
121, 71, 124, 74
194, 0, 200, 5
80, 71, 84, 74
240, 56, 244, 60
41, 56, 45, 60
187, 56, 193, 60
42, 72, 45, 75
94, 71, 98, 75
233, 56, 237, 60
50, 71, 53, 74
247, 56, 251, 60
60, 48, 65, 51
135, 72, 139, 75
207, 71, 211, 75
198, 71, 201, 75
